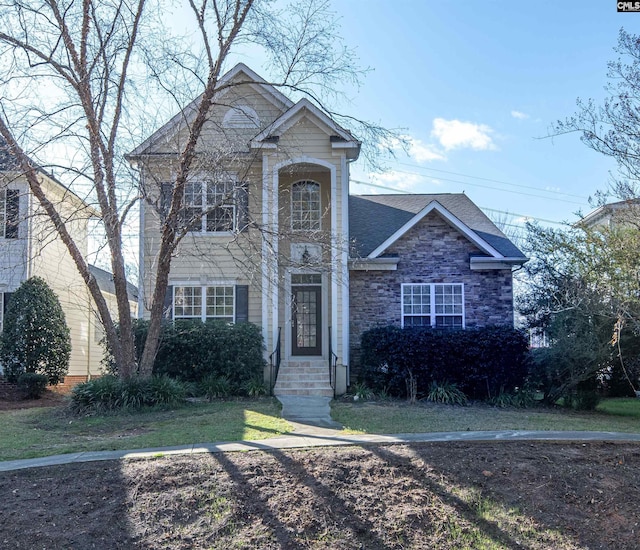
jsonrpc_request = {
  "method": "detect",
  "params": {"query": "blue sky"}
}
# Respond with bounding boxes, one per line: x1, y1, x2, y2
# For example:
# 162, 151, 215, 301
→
314, 1, 636, 235
166, 0, 636, 237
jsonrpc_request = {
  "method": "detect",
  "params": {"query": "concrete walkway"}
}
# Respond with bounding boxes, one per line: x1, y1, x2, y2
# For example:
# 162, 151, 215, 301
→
2, 429, 640, 472
276, 395, 342, 429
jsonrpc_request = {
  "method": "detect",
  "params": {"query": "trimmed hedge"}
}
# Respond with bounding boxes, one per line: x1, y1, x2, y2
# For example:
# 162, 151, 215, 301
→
103, 320, 265, 395
360, 325, 530, 400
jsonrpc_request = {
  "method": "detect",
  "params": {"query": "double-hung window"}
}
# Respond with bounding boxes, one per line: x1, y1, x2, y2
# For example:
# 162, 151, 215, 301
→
291, 180, 321, 231
183, 180, 236, 233
0, 188, 19, 239
173, 285, 235, 322
401, 283, 464, 328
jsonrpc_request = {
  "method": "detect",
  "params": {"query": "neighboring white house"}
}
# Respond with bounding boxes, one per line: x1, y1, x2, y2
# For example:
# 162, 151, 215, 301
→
0, 139, 137, 387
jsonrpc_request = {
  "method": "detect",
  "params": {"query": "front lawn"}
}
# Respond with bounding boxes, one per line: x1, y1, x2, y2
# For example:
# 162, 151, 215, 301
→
331, 398, 640, 435
1, 397, 639, 462
0, 398, 291, 461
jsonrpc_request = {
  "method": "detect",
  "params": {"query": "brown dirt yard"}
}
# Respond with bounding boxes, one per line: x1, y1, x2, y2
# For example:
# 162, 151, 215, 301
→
1, 440, 639, 549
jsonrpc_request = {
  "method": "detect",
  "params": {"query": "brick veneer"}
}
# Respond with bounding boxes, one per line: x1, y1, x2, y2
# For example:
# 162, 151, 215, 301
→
349, 212, 514, 376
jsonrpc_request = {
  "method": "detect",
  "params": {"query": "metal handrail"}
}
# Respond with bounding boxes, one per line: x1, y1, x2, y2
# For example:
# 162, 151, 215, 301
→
269, 327, 281, 395
328, 326, 338, 397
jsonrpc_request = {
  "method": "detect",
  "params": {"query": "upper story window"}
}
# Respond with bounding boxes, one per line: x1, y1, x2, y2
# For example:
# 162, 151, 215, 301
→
401, 283, 464, 328
0, 188, 19, 239
291, 180, 321, 231
184, 181, 236, 233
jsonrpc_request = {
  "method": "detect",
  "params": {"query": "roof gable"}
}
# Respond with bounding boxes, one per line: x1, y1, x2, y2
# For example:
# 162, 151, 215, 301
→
349, 194, 526, 261
252, 98, 355, 143
128, 63, 293, 157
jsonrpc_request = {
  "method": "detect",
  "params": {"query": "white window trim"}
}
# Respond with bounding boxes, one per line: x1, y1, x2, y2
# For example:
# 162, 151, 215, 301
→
291, 180, 321, 231
401, 283, 465, 329
184, 179, 237, 235
173, 285, 236, 322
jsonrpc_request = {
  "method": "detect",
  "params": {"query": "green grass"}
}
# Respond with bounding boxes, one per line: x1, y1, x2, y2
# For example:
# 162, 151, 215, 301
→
0, 398, 292, 461
2, 396, 639, 463
332, 398, 640, 435
596, 397, 640, 418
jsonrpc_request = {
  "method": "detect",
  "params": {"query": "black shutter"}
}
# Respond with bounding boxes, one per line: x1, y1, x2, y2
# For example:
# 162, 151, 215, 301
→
3, 292, 12, 315
160, 183, 173, 217
5, 189, 19, 239
235, 285, 248, 323
236, 184, 249, 232
163, 285, 173, 320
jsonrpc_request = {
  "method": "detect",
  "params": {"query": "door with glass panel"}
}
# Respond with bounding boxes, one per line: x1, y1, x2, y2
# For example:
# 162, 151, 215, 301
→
291, 274, 322, 356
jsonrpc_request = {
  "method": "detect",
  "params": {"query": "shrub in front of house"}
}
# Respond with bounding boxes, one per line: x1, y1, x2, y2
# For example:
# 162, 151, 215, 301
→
103, 319, 265, 395
69, 375, 187, 413
16, 373, 49, 399
360, 325, 530, 401
0, 276, 71, 385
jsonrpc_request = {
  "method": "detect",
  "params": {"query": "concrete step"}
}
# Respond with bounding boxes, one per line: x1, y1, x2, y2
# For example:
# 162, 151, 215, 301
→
273, 359, 335, 397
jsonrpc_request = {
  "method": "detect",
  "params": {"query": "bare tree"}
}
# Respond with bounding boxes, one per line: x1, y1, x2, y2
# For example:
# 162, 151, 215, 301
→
0, 0, 393, 378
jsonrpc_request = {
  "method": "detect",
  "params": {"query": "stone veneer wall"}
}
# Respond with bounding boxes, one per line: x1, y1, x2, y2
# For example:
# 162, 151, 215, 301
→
349, 212, 514, 378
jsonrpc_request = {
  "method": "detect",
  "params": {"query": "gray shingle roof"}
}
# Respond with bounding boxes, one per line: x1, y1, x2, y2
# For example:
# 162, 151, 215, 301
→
349, 193, 526, 259
89, 264, 138, 302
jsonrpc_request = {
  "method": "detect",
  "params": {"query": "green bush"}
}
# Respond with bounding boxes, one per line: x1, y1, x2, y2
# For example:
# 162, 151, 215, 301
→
17, 373, 49, 399
200, 375, 231, 400
103, 319, 265, 395
0, 277, 71, 384
360, 325, 530, 401
426, 380, 468, 405
69, 375, 187, 413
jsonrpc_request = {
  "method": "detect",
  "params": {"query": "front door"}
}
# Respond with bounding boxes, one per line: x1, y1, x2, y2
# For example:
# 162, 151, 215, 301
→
291, 276, 322, 356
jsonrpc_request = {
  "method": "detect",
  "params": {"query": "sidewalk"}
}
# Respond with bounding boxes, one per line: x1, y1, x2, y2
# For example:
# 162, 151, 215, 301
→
2, 427, 640, 472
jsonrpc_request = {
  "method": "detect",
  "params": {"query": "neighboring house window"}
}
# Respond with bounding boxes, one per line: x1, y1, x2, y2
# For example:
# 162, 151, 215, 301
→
183, 181, 236, 233
401, 283, 464, 328
173, 285, 235, 322
0, 291, 11, 333
0, 189, 19, 239
291, 180, 321, 230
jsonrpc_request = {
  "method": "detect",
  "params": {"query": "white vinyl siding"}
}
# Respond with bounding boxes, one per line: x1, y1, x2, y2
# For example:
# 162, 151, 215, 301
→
0, 189, 5, 238
402, 283, 464, 328
174, 285, 235, 322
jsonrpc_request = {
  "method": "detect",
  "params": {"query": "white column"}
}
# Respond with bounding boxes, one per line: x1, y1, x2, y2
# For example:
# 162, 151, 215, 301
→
261, 153, 271, 354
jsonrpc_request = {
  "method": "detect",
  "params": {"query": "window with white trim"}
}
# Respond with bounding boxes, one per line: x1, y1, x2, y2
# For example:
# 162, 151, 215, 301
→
174, 286, 235, 322
183, 181, 236, 233
0, 188, 19, 239
291, 180, 321, 230
401, 283, 464, 328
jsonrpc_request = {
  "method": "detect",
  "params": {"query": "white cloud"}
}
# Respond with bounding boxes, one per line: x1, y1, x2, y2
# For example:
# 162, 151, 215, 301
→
431, 118, 496, 151
406, 137, 445, 162
378, 135, 445, 163
511, 110, 530, 120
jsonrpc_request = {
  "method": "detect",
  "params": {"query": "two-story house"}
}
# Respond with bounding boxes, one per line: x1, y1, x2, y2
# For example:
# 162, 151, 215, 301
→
0, 139, 137, 387
130, 64, 527, 396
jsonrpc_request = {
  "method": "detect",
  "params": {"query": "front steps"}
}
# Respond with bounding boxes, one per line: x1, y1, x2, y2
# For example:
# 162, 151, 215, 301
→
273, 359, 333, 397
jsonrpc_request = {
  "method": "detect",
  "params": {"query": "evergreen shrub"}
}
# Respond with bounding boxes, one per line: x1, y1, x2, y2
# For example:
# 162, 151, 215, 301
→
360, 325, 530, 401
